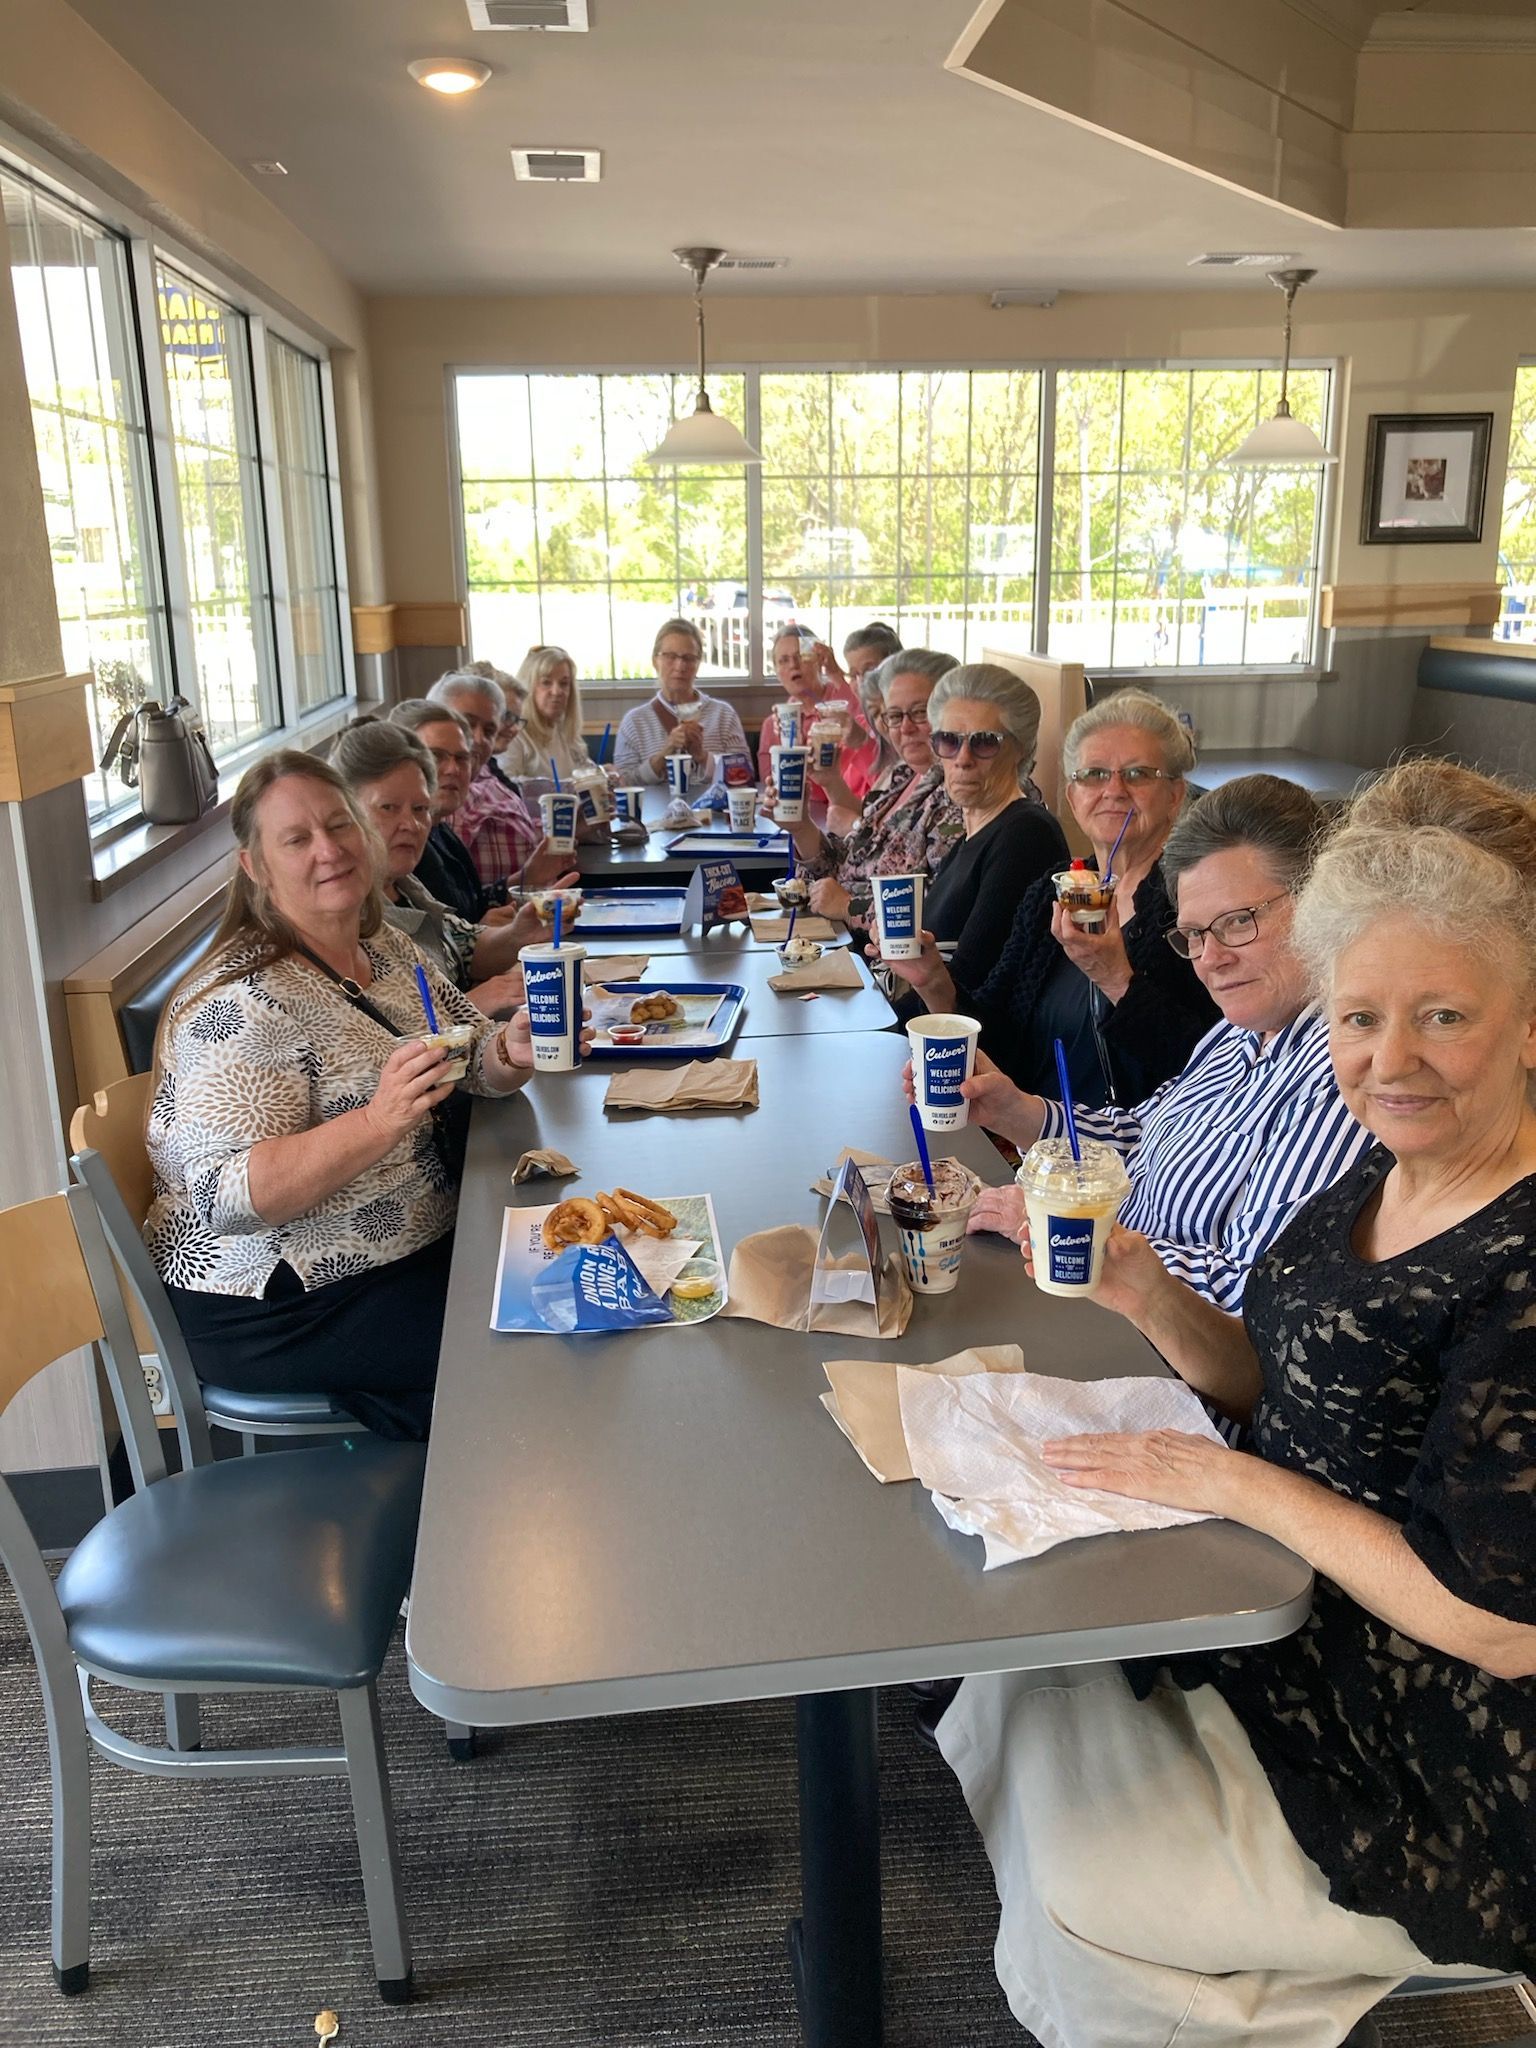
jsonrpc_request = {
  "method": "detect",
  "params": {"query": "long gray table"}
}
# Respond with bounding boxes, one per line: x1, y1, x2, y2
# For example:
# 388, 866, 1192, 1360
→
580, 933, 897, 1038
577, 827, 792, 887
408, 1032, 1311, 2044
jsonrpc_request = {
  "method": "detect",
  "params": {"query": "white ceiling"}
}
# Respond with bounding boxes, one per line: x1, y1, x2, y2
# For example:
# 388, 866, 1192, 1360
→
64, 0, 1536, 296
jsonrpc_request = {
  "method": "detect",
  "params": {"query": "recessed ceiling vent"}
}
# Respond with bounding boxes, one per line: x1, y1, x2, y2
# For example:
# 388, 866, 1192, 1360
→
467, 0, 589, 28
511, 146, 602, 182
715, 257, 786, 272
1188, 251, 1297, 268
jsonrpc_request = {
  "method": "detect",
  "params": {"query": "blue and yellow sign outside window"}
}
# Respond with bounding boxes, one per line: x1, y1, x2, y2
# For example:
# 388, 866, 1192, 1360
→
158, 282, 227, 367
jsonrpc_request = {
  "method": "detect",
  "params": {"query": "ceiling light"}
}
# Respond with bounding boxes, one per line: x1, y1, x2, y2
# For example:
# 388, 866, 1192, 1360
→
990, 288, 1058, 309
648, 249, 762, 467
408, 58, 492, 95
249, 160, 288, 177
1229, 269, 1337, 467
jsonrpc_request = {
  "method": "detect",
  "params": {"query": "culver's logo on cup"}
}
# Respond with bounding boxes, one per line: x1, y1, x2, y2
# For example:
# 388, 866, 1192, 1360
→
522, 943, 585, 1071
905, 1012, 981, 1132
1044, 1215, 1096, 1288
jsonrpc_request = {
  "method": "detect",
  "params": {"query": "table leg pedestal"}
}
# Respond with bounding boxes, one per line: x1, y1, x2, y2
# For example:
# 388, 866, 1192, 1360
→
789, 1687, 882, 2048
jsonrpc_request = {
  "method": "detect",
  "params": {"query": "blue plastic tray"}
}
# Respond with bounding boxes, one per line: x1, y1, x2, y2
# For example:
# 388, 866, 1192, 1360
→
664, 828, 788, 857
584, 979, 747, 1060
570, 888, 688, 935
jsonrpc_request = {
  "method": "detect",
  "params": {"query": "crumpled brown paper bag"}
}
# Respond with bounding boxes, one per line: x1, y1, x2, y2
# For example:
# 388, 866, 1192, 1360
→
767, 948, 865, 994
721, 1223, 911, 1339
511, 1147, 579, 1183
603, 1058, 759, 1113
818, 1345, 1025, 1482
748, 907, 841, 945
581, 953, 650, 984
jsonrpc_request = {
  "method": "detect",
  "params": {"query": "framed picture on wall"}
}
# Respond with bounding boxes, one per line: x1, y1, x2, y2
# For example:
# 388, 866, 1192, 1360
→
1360, 411, 1493, 544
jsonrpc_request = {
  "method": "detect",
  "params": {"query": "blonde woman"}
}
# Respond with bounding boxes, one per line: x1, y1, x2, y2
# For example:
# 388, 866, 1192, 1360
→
502, 644, 593, 784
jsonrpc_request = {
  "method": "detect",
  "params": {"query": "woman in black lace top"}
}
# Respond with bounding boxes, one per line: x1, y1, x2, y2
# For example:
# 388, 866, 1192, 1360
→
940, 759, 1536, 2048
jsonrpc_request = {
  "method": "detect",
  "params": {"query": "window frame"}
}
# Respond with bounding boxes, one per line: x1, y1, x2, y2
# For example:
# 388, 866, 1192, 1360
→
449, 357, 1338, 690
0, 117, 356, 845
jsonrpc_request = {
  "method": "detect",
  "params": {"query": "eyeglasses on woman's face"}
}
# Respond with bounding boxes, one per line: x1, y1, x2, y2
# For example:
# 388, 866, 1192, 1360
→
931, 728, 1007, 761
1166, 893, 1289, 959
1069, 764, 1181, 788
882, 704, 931, 730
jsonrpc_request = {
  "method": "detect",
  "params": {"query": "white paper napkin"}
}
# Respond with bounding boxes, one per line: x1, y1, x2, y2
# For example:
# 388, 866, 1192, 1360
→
895, 1370, 1227, 1570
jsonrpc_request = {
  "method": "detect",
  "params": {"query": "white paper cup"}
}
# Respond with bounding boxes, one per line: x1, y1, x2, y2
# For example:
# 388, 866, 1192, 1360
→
887, 1160, 982, 1295
905, 1012, 981, 1132
613, 786, 645, 825
539, 791, 579, 854
727, 786, 759, 833
520, 943, 587, 1072
770, 744, 810, 824
809, 719, 844, 772
665, 753, 696, 799
573, 765, 613, 825
1016, 1138, 1132, 1298
871, 872, 925, 961
773, 702, 802, 747
413, 1022, 477, 1084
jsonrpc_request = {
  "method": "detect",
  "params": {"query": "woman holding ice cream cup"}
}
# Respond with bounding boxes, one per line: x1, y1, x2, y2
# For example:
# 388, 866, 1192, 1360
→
938, 758, 1536, 2046
613, 617, 749, 787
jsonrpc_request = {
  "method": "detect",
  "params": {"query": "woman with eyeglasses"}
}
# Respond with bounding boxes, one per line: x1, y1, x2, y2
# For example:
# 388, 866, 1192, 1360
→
757, 629, 882, 822
614, 617, 749, 784
768, 650, 963, 920
887, 689, 1215, 1109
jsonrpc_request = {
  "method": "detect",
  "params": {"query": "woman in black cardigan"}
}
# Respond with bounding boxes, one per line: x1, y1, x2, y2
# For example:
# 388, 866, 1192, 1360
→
886, 689, 1216, 1107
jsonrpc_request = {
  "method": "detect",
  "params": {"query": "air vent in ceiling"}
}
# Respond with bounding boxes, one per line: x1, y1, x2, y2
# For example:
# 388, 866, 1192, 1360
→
1188, 251, 1297, 268
467, 0, 588, 27
511, 146, 602, 182
715, 257, 787, 272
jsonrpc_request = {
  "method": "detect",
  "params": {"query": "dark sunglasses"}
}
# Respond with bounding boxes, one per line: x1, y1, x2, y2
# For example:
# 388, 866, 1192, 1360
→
931, 729, 1009, 761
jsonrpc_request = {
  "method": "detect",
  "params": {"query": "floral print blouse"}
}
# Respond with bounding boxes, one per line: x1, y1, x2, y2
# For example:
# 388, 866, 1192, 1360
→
798, 763, 963, 915
146, 923, 507, 1300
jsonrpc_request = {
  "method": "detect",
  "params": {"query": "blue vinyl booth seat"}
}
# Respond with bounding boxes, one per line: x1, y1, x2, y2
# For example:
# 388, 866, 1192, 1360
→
0, 1184, 425, 2001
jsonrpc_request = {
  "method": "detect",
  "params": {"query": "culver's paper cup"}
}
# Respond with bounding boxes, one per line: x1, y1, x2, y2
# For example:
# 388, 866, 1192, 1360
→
1016, 1139, 1131, 1299
521, 942, 587, 1072
773, 701, 802, 747
539, 791, 579, 854
665, 752, 696, 800
573, 765, 613, 825
871, 872, 924, 961
770, 744, 810, 824
613, 786, 645, 825
727, 786, 758, 833
905, 1012, 981, 1132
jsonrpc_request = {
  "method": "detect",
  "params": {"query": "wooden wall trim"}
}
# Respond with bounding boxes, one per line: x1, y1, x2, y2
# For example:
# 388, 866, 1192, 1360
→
1428, 634, 1536, 660
0, 671, 94, 802
1321, 583, 1502, 629
350, 601, 468, 654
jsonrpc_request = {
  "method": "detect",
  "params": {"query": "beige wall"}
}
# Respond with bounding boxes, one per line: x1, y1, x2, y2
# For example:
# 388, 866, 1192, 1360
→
369, 283, 1536, 604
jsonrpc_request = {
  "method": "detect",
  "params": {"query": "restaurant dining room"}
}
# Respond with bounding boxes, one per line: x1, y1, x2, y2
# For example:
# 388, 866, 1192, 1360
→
6, 1, 1536, 2044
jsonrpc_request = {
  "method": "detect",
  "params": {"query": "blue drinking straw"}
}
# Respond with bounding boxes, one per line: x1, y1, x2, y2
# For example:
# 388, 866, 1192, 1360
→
785, 907, 798, 946
413, 963, 440, 1035
1053, 1037, 1082, 1163
553, 898, 563, 950
1102, 808, 1134, 886
550, 757, 562, 791
598, 722, 611, 765
909, 1103, 935, 1192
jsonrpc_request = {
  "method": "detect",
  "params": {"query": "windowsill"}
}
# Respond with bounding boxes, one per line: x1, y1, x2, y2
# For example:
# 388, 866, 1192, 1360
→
1098, 667, 1331, 687
88, 699, 357, 899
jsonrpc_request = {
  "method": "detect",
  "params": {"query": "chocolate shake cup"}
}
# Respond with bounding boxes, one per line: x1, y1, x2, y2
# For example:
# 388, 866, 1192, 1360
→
572, 763, 613, 825
521, 942, 587, 1072
1015, 1138, 1131, 1298
888, 1158, 982, 1294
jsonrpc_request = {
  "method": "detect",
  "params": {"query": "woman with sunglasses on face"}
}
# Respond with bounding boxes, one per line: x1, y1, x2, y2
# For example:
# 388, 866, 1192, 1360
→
888, 690, 1215, 1109
874, 665, 1068, 1004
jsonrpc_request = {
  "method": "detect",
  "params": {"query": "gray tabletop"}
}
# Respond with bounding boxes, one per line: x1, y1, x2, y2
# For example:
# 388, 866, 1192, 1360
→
578, 829, 792, 887
581, 934, 897, 1039
1189, 749, 1377, 804
408, 1033, 1311, 1726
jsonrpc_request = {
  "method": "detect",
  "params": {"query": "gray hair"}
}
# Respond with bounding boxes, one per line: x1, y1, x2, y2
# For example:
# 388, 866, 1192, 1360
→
430, 667, 506, 717
1063, 688, 1196, 781
390, 697, 471, 742
1294, 759, 1536, 998
843, 621, 902, 664
928, 662, 1043, 780
652, 616, 703, 660
329, 716, 437, 797
872, 648, 958, 700
1162, 774, 1325, 893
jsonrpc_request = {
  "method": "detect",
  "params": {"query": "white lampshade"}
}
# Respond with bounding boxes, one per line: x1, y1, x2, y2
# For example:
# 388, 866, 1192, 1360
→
648, 397, 762, 466
1231, 409, 1336, 466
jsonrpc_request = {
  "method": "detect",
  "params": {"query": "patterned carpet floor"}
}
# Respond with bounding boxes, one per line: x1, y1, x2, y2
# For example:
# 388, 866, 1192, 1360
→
0, 1582, 1528, 2047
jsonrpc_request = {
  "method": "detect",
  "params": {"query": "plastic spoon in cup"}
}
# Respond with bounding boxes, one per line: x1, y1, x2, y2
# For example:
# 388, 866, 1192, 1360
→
413, 964, 440, 1036
1053, 1037, 1082, 1164
909, 1103, 935, 1193
1102, 808, 1135, 888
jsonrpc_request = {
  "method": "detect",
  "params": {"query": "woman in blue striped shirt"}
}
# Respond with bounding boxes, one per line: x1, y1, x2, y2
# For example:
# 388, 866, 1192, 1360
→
963, 774, 1370, 1312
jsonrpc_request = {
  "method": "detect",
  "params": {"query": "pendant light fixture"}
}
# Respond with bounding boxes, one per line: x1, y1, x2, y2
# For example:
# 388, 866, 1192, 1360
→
1229, 268, 1336, 466
648, 248, 762, 466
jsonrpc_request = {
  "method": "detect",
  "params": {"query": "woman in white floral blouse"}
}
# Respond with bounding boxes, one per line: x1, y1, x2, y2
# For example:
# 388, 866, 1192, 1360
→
765, 649, 965, 925
146, 751, 550, 1439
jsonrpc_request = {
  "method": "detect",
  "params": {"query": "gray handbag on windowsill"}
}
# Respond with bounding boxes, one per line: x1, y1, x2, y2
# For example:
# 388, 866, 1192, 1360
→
101, 698, 219, 825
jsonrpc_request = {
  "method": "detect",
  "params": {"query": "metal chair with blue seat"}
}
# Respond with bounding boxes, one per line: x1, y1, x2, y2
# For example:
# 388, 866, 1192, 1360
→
68, 1072, 479, 1764
1345, 1974, 1536, 2047
0, 1180, 425, 2001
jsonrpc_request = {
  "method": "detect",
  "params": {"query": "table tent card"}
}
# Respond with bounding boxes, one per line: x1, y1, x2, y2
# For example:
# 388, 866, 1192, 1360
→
808, 1156, 887, 1337
683, 857, 749, 935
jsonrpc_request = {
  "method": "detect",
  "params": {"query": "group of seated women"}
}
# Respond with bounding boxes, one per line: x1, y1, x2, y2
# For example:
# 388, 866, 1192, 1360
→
135, 603, 1536, 2044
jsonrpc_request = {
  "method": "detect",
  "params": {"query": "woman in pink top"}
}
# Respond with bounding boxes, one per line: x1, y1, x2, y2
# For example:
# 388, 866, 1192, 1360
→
756, 630, 882, 816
